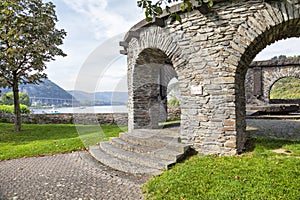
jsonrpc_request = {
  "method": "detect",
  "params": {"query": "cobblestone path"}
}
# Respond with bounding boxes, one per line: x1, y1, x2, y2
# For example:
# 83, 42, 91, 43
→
0, 151, 148, 200
247, 119, 300, 140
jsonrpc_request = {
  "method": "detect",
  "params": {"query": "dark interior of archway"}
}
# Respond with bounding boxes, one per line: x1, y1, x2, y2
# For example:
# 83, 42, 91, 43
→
136, 48, 170, 65
134, 48, 180, 128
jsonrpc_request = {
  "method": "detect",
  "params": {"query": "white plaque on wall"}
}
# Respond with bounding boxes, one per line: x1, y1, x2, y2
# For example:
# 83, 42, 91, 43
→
191, 85, 203, 95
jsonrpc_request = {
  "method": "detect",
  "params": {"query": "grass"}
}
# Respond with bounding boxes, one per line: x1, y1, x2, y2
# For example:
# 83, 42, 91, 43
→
0, 123, 126, 161
143, 138, 300, 200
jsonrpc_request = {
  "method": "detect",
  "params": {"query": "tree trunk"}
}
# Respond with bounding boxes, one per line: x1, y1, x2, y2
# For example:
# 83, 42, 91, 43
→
13, 78, 21, 132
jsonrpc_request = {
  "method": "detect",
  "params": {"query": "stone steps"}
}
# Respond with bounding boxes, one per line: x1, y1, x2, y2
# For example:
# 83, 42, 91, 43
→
109, 137, 182, 161
100, 142, 173, 169
119, 132, 188, 153
89, 146, 162, 175
89, 128, 191, 175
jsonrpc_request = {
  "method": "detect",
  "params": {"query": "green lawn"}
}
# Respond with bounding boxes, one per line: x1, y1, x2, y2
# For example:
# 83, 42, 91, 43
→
143, 138, 300, 200
0, 123, 126, 161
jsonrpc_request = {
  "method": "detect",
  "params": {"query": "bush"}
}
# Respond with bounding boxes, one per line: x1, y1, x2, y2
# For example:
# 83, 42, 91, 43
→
0, 104, 30, 114
168, 96, 180, 106
0, 92, 31, 106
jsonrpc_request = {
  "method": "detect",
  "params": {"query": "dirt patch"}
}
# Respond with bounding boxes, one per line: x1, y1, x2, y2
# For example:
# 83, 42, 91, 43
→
272, 148, 292, 155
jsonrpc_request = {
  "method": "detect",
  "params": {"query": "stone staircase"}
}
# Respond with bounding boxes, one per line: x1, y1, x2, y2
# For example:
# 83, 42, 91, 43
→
89, 128, 191, 176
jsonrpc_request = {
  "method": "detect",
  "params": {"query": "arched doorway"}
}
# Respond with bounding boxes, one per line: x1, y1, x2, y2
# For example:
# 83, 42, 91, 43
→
269, 77, 300, 104
234, 9, 300, 152
128, 47, 180, 131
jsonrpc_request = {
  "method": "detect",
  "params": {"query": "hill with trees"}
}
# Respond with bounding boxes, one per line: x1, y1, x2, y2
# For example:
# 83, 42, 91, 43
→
0, 78, 74, 106
68, 90, 128, 106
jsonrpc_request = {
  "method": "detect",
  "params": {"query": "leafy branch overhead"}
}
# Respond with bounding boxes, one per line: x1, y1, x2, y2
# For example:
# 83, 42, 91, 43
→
137, 0, 214, 22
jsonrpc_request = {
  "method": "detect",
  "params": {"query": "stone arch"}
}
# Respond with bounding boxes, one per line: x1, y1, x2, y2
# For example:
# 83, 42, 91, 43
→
122, 0, 300, 156
126, 26, 186, 132
232, 1, 300, 151
265, 67, 300, 102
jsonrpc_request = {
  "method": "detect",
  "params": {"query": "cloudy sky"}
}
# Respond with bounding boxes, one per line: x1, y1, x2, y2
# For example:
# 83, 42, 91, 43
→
44, 0, 300, 92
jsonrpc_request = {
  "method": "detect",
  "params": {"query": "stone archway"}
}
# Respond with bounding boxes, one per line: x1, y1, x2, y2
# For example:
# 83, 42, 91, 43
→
125, 26, 187, 133
120, 0, 300, 156
266, 69, 300, 103
269, 76, 300, 104
131, 48, 179, 130
246, 59, 300, 105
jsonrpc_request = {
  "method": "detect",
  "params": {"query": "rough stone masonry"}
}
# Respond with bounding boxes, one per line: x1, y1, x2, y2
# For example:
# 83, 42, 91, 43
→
120, 0, 300, 155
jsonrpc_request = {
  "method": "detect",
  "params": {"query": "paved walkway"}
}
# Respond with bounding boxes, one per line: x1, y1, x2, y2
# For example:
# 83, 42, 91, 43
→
0, 151, 149, 200
247, 119, 300, 140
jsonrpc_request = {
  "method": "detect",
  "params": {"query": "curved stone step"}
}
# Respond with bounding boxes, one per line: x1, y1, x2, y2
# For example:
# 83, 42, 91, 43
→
89, 146, 162, 175
131, 129, 181, 142
119, 132, 190, 153
109, 137, 183, 161
100, 142, 174, 170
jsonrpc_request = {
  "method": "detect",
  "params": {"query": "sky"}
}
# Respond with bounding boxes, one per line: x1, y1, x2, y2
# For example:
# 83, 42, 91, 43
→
44, 0, 300, 92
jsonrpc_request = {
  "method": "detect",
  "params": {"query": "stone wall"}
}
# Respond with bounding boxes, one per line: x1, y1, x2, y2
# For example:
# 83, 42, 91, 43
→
0, 113, 128, 126
121, 0, 300, 155
246, 59, 300, 105
167, 106, 181, 120
0, 108, 181, 125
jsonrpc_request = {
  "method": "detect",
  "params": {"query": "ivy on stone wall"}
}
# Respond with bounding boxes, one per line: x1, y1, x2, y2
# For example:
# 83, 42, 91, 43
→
137, 0, 214, 22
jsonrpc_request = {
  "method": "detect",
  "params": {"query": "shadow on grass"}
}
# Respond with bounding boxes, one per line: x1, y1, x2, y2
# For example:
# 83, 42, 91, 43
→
245, 137, 299, 150
244, 133, 300, 157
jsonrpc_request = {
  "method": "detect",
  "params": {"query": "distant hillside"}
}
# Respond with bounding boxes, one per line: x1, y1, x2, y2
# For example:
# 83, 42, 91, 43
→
0, 79, 74, 106
68, 90, 128, 105
270, 77, 300, 99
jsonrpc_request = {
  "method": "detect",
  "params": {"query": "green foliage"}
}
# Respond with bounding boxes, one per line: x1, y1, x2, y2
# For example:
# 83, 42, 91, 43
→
0, 0, 66, 131
271, 55, 300, 60
143, 138, 300, 199
0, 104, 30, 114
137, 0, 214, 22
0, 0, 67, 87
168, 96, 180, 106
0, 123, 126, 160
1, 92, 31, 106
270, 77, 300, 99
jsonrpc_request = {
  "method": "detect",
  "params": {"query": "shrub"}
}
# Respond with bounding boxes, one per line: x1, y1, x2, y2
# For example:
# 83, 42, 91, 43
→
0, 104, 30, 114
0, 92, 31, 106
168, 96, 180, 106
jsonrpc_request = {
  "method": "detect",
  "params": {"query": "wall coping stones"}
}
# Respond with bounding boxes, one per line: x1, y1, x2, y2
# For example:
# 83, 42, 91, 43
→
250, 58, 300, 68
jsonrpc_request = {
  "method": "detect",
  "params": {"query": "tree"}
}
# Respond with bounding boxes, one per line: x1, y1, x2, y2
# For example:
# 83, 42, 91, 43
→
278, 55, 287, 59
137, 0, 214, 22
0, 0, 66, 131
1, 92, 31, 106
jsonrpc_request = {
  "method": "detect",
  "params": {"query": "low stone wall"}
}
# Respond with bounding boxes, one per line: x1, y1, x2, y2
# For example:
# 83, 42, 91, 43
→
0, 113, 128, 126
270, 99, 300, 105
167, 106, 181, 121
0, 107, 181, 125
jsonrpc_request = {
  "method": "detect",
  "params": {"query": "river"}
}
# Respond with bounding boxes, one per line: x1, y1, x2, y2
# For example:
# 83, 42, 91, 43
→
30, 105, 128, 114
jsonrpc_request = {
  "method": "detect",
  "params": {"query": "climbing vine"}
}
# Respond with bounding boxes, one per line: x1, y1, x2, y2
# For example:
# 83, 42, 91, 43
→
137, 0, 214, 22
